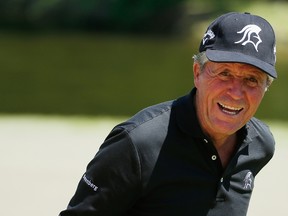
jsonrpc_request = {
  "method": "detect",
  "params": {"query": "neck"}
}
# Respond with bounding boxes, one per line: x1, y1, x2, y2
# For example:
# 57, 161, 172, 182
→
210, 133, 237, 149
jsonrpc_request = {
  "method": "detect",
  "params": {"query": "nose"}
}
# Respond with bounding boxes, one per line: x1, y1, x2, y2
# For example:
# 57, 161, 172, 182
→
227, 78, 244, 100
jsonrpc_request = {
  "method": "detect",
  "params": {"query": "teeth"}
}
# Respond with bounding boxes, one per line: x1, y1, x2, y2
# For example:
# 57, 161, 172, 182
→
219, 103, 242, 111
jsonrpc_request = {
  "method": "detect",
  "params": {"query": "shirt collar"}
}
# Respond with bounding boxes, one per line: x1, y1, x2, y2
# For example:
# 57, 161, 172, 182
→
174, 88, 205, 139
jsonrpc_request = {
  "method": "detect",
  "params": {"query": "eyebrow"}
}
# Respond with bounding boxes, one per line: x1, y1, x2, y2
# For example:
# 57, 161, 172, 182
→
212, 64, 266, 80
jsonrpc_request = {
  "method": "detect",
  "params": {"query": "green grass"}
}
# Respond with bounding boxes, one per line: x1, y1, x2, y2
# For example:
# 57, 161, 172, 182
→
0, 32, 196, 116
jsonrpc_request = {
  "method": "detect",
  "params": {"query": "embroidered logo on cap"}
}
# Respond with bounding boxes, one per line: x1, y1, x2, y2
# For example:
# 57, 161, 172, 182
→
243, 171, 253, 190
234, 24, 262, 52
202, 29, 215, 45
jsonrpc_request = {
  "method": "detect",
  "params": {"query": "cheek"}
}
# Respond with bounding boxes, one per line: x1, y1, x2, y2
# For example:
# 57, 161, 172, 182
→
252, 87, 265, 101
195, 74, 227, 106
197, 86, 218, 113
247, 91, 265, 112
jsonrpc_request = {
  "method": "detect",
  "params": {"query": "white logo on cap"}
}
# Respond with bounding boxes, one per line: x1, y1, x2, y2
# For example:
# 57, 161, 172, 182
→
234, 24, 262, 52
202, 29, 215, 45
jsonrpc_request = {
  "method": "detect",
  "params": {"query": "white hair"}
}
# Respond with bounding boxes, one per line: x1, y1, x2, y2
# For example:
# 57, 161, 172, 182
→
192, 51, 274, 90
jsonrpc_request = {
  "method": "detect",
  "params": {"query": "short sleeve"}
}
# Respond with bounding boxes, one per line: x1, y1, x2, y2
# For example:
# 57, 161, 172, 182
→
59, 127, 142, 216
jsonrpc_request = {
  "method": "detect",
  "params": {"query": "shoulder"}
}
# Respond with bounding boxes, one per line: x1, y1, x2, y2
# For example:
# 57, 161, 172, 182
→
103, 100, 177, 185
249, 117, 274, 142
115, 100, 175, 136
103, 99, 176, 154
247, 117, 275, 160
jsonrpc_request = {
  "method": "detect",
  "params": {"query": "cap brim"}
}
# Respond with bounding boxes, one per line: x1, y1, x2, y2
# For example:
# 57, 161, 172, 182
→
206, 50, 277, 79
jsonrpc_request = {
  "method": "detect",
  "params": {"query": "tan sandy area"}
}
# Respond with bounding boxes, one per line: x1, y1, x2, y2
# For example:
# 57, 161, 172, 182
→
0, 116, 286, 216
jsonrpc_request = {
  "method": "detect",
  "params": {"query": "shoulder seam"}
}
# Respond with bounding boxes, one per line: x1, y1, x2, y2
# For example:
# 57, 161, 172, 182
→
119, 104, 172, 133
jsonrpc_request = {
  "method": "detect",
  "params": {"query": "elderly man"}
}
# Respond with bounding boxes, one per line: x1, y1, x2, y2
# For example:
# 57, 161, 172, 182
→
59, 12, 277, 216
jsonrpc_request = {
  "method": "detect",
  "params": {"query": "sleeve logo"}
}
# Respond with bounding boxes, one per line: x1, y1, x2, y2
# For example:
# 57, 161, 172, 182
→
82, 174, 98, 192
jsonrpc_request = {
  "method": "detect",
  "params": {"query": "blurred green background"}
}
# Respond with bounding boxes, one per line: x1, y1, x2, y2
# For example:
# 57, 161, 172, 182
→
0, 0, 287, 120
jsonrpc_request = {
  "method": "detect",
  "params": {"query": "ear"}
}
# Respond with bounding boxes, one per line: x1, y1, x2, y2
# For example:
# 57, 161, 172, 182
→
193, 62, 201, 88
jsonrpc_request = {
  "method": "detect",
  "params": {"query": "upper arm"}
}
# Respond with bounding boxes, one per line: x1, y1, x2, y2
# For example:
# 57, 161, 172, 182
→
59, 128, 142, 216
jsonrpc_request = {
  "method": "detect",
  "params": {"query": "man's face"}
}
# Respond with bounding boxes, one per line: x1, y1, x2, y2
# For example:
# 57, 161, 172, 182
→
194, 61, 267, 138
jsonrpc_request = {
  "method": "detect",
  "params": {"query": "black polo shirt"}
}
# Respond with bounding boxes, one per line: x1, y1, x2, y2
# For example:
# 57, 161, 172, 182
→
60, 88, 275, 216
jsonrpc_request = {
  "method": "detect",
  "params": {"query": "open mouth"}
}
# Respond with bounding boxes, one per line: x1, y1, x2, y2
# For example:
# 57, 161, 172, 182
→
217, 102, 243, 115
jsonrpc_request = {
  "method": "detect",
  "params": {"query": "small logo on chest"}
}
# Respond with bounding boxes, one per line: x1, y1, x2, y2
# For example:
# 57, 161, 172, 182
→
243, 171, 253, 190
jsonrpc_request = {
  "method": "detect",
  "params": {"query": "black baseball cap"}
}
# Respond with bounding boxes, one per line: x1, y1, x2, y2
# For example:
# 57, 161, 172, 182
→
199, 12, 277, 78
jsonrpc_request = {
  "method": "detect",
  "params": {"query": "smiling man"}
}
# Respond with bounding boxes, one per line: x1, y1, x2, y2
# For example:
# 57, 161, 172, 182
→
59, 12, 277, 216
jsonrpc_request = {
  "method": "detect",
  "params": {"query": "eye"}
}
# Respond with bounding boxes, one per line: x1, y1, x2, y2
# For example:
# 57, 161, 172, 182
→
220, 71, 229, 76
218, 71, 231, 80
245, 76, 259, 87
248, 77, 258, 82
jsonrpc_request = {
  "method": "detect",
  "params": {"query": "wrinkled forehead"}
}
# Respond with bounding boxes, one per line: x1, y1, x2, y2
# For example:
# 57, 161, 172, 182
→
205, 61, 267, 78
